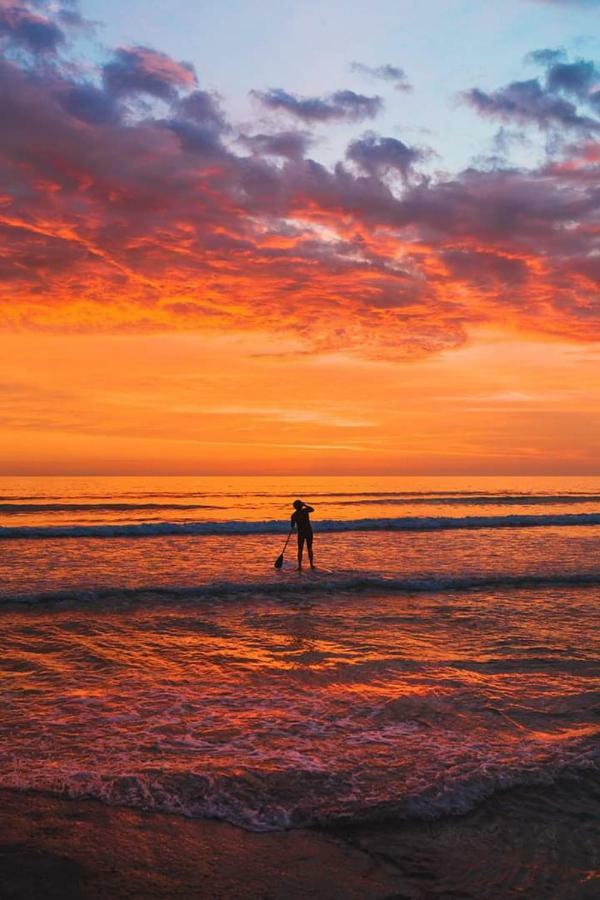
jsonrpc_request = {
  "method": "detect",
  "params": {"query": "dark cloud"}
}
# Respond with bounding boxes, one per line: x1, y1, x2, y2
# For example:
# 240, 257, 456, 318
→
442, 249, 528, 286
350, 62, 412, 91
178, 90, 228, 132
0, 1, 65, 53
468, 49, 600, 137
528, 51, 600, 119
163, 118, 227, 159
526, 48, 566, 66
59, 82, 120, 124
251, 87, 382, 123
240, 131, 313, 160
346, 132, 424, 180
102, 45, 197, 101
0, 14, 597, 359
546, 60, 598, 98
166, 90, 230, 156
463, 79, 599, 134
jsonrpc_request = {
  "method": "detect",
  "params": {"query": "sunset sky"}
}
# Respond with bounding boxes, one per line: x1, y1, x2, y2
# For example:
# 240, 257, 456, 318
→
0, 0, 598, 475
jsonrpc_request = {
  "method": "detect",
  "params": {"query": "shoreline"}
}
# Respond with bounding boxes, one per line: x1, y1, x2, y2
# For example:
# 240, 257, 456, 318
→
0, 789, 399, 899
1, 777, 599, 898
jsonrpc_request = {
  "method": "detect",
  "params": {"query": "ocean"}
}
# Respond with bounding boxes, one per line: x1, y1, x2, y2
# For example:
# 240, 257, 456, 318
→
1, 475, 598, 896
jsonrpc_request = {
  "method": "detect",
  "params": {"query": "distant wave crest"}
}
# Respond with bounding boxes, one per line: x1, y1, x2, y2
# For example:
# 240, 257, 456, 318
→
0, 502, 225, 515
4, 570, 600, 605
1, 511, 599, 540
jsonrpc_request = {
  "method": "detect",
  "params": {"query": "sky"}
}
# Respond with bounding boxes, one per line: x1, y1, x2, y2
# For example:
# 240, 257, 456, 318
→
0, 0, 598, 475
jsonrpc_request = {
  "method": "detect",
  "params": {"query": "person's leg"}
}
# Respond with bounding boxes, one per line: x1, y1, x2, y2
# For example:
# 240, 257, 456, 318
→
297, 535, 304, 569
307, 533, 314, 568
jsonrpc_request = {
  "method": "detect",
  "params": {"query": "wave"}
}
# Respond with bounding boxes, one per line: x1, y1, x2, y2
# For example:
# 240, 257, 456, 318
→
1, 511, 599, 540
0, 502, 225, 514
332, 495, 600, 507
1, 745, 597, 832
4, 570, 600, 605
3, 491, 599, 503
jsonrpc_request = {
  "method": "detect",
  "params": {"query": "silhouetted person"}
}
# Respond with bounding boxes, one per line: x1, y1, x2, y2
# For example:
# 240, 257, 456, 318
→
291, 499, 315, 570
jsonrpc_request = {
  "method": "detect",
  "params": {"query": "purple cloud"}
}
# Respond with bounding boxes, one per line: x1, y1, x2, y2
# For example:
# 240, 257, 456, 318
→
0, 11, 597, 359
547, 60, 598, 98
527, 50, 600, 116
241, 131, 314, 160
350, 62, 412, 92
464, 79, 599, 134
178, 90, 228, 132
59, 82, 120, 124
346, 132, 424, 181
103, 45, 197, 101
0, 0, 65, 53
251, 87, 382, 123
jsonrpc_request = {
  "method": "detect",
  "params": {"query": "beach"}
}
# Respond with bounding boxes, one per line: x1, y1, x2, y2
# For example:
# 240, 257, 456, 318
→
0, 790, 399, 899
1, 777, 598, 898
1, 475, 599, 897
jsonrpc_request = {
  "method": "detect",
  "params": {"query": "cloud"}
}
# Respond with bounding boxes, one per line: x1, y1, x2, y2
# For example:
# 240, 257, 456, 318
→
0, 11, 597, 361
0, 0, 65, 53
178, 90, 228, 131
465, 49, 600, 136
346, 132, 425, 180
463, 79, 599, 134
527, 50, 600, 115
526, 49, 566, 66
59, 81, 120, 124
251, 87, 382, 123
350, 62, 412, 92
240, 130, 314, 160
546, 59, 598, 98
162, 90, 229, 157
102, 45, 197, 101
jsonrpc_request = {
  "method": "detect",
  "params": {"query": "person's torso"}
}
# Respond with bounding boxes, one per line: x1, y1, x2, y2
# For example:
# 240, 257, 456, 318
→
293, 509, 312, 532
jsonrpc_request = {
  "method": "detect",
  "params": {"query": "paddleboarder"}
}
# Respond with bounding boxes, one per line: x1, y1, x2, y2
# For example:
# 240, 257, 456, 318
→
291, 499, 315, 570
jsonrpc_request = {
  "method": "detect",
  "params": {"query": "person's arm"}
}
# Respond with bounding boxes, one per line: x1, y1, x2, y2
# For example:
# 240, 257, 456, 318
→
290, 512, 296, 528
303, 505, 314, 513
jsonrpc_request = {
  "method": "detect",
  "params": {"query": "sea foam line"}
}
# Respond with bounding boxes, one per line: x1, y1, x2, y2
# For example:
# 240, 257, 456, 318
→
1, 511, 599, 540
0, 746, 597, 832
4, 571, 600, 605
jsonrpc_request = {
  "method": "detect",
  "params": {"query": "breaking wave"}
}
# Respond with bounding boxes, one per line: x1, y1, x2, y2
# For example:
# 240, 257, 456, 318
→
1, 511, 599, 540
5, 570, 600, 605
1, 743, 597, 832
0, 502, 225, 515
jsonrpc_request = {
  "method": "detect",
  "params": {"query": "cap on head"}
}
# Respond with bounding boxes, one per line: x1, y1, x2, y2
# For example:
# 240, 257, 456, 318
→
293, 499, 303, 510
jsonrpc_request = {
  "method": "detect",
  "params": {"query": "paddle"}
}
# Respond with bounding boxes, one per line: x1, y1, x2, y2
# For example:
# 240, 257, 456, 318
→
274, 529, 293, 569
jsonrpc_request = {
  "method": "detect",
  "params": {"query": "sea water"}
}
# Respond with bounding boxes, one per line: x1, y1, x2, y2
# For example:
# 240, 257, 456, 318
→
0, 476, 598, 890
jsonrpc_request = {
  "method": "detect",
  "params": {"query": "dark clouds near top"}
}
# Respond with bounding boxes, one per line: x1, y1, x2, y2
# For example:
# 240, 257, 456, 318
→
346, 132, 425, 181
0, 0, 92, 54
463, 49, 600, 136
0, 0, 598, 359
102, 46, 197, 102
0, 0, 65, 53
251, 87, 383, 123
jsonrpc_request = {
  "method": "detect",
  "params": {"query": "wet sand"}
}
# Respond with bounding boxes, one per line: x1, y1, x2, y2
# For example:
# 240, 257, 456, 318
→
1, 778, 599, 899
0, 790, 398, 899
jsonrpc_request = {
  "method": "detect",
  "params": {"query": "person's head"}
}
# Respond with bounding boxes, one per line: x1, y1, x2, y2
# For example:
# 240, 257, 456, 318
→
293, 499, 303, 510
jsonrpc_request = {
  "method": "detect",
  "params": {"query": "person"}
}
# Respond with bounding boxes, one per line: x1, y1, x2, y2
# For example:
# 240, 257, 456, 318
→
291, 499, 315, 570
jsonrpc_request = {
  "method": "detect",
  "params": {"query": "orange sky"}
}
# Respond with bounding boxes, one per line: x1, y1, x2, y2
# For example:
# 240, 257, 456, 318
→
1, 327, 598, 474
0, 2, 598, 474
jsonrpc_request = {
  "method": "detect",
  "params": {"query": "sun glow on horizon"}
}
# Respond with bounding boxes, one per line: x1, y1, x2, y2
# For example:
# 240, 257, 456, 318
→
0, 1, 598, 474
2, 327, 598, 475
